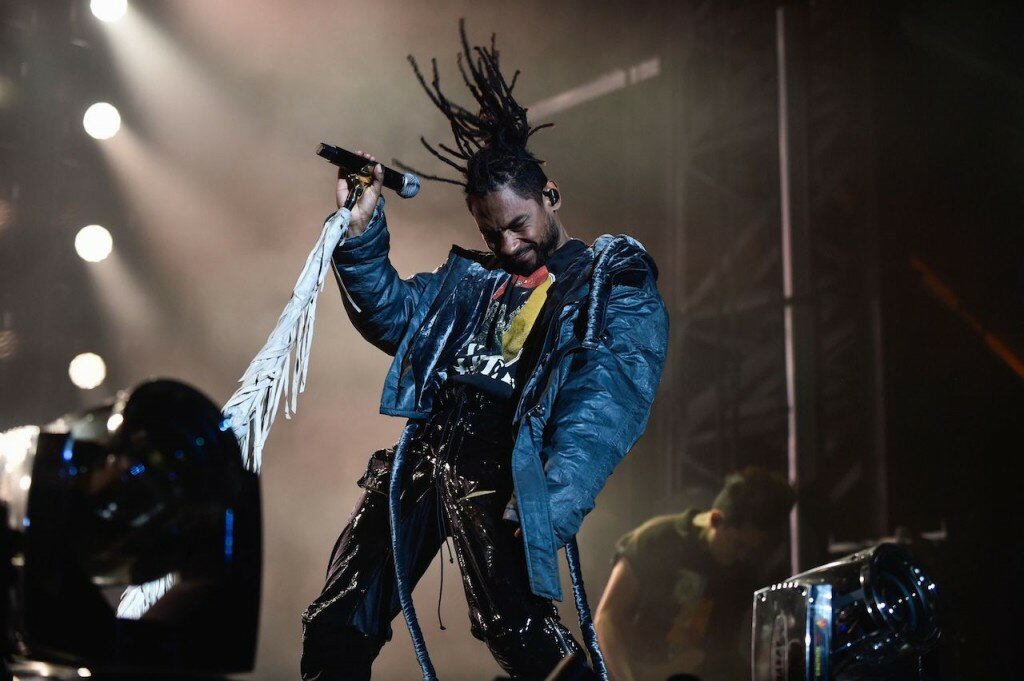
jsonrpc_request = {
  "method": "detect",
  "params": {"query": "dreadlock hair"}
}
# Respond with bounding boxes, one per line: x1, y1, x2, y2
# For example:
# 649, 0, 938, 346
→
395, 19, 554, 202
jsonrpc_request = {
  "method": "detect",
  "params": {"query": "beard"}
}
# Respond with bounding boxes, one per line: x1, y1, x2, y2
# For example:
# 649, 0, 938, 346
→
535, 214, 563, 263
499, 215, 562, 275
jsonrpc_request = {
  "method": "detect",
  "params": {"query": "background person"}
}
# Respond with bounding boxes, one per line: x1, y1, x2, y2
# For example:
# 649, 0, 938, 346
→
594, 467, 796, 681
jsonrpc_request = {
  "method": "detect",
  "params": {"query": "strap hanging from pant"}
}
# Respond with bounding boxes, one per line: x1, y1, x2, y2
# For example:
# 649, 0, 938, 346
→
389, 421, 439, 681
566, 537, 609, 681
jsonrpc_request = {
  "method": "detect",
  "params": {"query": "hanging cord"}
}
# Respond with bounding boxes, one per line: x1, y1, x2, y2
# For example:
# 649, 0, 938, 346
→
434, 487, 454, 631
389, 422, 439, 681
566, 537, 609, 681
432, 388, 467, 631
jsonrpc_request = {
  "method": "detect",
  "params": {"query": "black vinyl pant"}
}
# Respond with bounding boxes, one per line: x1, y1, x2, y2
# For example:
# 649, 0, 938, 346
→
301, 383, 582, 681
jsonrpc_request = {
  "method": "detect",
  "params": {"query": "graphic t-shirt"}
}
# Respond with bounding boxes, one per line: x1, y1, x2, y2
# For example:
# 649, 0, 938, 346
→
450, 239, 586, 401
614, 509, 756, 681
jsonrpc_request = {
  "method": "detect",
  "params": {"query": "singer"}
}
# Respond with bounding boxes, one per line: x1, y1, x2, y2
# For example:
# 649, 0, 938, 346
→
301, 21, 668, 681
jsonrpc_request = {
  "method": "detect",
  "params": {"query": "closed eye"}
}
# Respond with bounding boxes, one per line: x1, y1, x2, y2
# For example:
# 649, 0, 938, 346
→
505, 215, 528, 231
478, 213, 530, 246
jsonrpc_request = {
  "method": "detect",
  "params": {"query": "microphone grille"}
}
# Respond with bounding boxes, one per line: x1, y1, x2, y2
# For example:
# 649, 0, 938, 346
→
399, 173, 420, 199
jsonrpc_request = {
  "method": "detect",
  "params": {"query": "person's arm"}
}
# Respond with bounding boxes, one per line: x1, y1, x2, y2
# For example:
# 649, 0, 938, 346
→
542, 279, 669, 545
595, 558, 642, 681
329, 153, 438, 356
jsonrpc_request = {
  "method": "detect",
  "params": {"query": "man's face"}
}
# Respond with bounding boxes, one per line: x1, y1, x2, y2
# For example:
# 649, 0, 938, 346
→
709, 522, 770, 567
467, 185, 565, 275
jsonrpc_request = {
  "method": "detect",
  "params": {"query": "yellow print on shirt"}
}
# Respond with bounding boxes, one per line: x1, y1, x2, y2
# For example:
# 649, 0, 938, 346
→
501, 274, 553, 361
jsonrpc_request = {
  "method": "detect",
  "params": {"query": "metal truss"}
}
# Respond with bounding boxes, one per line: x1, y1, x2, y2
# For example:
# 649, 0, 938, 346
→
635, 1, 886, 567
646, 0, 789, 509
798, 0, 888, 558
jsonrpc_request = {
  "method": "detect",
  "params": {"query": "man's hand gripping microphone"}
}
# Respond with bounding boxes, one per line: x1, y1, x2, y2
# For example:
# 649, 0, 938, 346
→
341, 161, 376, 212
328, 150, 382, 238
317, 142, 420, 203
318, 143, 420, 237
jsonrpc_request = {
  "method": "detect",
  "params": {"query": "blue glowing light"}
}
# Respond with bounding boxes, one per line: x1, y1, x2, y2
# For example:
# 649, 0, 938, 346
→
62, 439, 74, 462
224, 508, 235, 562
129, 463, 146, 477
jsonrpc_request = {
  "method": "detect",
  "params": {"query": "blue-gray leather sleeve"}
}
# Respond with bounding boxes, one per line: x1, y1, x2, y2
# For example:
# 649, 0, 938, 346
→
542, 278, 669, 546
331, 199, 436, 356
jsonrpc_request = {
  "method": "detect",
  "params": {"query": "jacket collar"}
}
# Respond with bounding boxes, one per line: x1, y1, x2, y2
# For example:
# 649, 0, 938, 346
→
445, 233, 657, 347
583, 234, 658, 347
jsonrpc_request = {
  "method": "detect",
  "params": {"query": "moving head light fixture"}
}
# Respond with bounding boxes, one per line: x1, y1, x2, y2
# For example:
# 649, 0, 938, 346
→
0, 379, 261, 679
753, 543, 939, 681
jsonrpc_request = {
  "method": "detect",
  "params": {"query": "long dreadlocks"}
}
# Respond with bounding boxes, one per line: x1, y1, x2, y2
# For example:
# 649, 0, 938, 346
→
395, 19, 553, 201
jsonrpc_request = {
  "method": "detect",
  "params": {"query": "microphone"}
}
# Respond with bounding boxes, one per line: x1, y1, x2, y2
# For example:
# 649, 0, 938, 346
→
316, 143, 420, 199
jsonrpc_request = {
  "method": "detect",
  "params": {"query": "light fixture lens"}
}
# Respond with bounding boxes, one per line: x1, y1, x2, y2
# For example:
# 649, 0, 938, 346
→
90, 0, 127, 23
83, 102, 121, 140
0, 197, 13, 234
106, 413, 124, 432
75, 224, 113, 263
0, 329, 17, 360
69, 352, 107, 390
0, 426, 36, 471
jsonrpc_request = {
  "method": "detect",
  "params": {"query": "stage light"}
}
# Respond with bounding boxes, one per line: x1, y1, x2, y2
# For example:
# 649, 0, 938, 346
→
0, 329, 17, 360
90, 0, 127, 23
0, 427, 33, 475
0, 379, 261, 676
0, 198, 12, 233
83, 102, 121, 140
74, 224, 113, 262
106, 412, 124, 431
69, 352, 107, 390
753, 544, 939, 681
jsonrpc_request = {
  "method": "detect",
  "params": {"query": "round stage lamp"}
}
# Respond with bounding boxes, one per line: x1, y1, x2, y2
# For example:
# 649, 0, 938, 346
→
82, 102, 121, 140
90, 0, 128, 23
69, 352, 106, 390
753, 543, 939, 681
0, 329, 17, 360
0, 197, 13, 233
74, 224, 112, 263
0, 379, 261, 677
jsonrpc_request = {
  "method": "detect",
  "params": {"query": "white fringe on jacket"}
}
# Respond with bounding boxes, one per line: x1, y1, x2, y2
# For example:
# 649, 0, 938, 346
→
117, 208, 351, 620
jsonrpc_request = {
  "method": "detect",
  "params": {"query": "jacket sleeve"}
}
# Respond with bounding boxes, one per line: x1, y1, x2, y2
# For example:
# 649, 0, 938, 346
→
331, 200, 438, 356
541, 278, 669, 546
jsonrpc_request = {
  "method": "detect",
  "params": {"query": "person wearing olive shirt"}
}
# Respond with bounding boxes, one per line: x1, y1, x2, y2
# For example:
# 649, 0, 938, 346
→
595, 468, 795, 681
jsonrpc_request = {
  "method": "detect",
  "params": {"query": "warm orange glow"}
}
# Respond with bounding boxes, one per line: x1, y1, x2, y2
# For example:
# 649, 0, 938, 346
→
911, 255, 1024, 381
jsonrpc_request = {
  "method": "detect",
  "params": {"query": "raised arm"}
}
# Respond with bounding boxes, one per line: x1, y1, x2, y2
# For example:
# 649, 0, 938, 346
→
329, 151, 437, 356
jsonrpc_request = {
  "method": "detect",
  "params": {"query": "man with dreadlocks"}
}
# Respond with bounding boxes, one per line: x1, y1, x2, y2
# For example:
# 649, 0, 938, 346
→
300, 22, 668, 681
